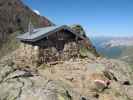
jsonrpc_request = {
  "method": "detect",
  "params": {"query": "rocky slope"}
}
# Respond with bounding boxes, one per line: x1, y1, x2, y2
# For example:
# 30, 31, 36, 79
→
0, 0, 53, 46
0, 0, 132, 100
0, 24, 132, 100
0, 52, 133, 100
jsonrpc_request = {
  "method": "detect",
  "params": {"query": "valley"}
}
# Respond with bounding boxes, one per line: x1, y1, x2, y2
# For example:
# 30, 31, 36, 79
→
91, 37, 133, 65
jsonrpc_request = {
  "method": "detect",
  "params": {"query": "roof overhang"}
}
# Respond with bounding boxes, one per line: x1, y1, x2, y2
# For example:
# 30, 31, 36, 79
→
17, 25, 87, 42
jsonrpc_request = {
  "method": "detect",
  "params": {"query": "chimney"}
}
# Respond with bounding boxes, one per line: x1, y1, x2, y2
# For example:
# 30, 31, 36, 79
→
28, 21, 34, 35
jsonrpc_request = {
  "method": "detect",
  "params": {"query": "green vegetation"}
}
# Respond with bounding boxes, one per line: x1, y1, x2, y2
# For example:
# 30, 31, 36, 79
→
31, 16, 40, 27
79, 46, 89, 58
120, 46, 133, 63
0, 31, 20, 58
70, 24, 86, 36
79, 45, 99, 58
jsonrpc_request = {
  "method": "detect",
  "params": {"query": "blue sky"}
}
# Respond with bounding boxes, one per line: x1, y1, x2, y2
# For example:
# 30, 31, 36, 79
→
23, 0, 133, 37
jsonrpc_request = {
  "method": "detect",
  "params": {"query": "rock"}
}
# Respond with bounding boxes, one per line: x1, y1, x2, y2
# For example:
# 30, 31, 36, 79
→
99, 94, 115, 100
0, 64, 90, 100
0, 53, 133, 100
124, 86, 133, 100
105, 60, 133, 84
103, 70, 118, 81
85, 72, 110, 92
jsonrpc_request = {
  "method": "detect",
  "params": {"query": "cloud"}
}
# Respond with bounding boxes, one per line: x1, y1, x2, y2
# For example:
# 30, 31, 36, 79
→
33, 9, 40, 15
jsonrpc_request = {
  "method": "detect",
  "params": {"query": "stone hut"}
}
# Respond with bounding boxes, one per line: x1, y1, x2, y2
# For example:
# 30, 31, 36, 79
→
17, 25, 94, 66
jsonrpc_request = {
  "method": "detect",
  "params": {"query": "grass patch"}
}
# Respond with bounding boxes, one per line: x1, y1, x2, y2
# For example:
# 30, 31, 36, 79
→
79, 46, 89, 58
0, 31, 20, 58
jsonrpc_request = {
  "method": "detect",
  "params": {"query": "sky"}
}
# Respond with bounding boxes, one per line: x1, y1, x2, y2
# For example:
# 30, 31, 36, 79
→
23, 0, 133, 37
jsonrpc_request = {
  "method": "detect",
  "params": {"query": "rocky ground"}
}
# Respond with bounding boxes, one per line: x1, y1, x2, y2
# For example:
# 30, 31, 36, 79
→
0, 55, 132, 100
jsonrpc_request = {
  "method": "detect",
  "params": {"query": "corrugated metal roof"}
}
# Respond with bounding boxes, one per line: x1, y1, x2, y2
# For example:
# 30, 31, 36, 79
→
17, 25, 86, 42
17, 25, 60, 41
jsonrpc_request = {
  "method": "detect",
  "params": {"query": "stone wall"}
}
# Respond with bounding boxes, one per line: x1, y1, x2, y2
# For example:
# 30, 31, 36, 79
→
14, 39, 94, 67
38, 41, 80, 64
14, 41, 82, 67
14, 43, 40, 67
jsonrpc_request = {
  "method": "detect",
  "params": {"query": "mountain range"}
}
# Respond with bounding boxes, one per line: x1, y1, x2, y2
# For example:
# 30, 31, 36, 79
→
91, 36, 133, 65
103, 37, 133, 47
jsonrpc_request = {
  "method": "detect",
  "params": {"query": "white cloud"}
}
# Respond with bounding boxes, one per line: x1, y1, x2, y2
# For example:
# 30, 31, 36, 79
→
33, 9, 40, 15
